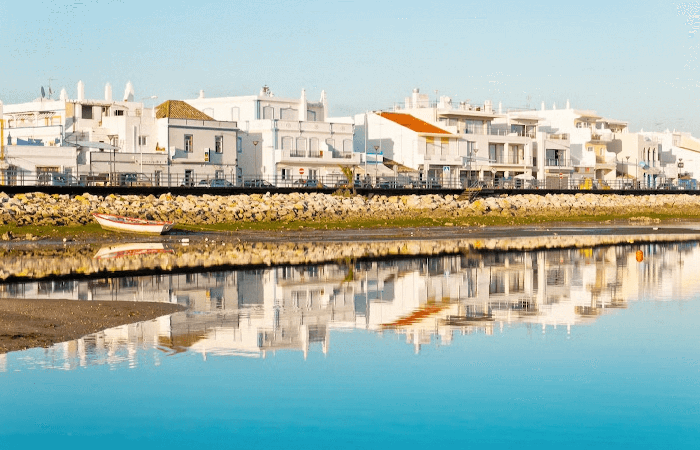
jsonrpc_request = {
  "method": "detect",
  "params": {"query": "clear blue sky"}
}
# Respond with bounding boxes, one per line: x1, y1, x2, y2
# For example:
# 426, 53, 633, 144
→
2, 1, 699, 134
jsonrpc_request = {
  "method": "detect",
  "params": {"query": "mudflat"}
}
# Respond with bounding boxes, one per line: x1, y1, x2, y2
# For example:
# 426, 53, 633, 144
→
0, 299, 184, 354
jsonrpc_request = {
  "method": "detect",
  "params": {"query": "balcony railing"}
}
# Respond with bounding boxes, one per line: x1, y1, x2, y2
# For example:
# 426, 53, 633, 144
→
491, 156, 533, 165
545, 159, 572, 167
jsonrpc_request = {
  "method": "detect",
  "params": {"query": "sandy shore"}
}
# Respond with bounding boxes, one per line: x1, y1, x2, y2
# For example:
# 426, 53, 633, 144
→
0, 299, 184, 354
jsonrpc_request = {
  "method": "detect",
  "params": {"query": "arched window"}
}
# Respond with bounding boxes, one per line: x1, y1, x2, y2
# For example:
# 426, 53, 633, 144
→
309, 138, 319, 152
263, 106, 274, 120
280, 108, 298, 120
296, 137, 306, 151
281, 136, 293, 150
343, 139, 352, 152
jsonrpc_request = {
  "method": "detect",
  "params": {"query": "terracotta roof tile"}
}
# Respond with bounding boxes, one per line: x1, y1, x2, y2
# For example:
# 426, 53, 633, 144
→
379, 112, 451, 135
156, 100, 214, 121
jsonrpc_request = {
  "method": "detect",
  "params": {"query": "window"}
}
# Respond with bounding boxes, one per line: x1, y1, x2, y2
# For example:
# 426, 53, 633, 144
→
309, 138, 319, 152
81, 105, 93, 120
296, 137, 307, 151
325, 138, 335, 152
113, 109, 124, 116
587, 146, 593, 152
231, 107, 239, 121
281, 136, 293, 150
343, 139, 353, 152
215, 135, 223, 153
184, 135, 193, 152
281, 168, 291, 180
280, 108, 297, 120
262, 106, 274, 120
138, 136, 147, 146
237, 137, 242, 153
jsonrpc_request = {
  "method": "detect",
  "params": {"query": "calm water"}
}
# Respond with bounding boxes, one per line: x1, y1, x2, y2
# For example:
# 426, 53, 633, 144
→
1, 242, 699, 448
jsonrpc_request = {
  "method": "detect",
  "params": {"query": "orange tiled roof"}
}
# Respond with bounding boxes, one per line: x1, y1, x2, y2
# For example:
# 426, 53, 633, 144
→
378, 112, 451, 135
156, 100, 214, 121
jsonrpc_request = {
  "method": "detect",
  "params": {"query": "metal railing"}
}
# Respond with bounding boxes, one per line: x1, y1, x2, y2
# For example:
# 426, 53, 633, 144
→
0, 168, 697, 192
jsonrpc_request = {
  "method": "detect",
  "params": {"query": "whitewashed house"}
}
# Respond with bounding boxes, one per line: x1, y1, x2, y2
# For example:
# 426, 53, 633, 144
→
187, 86, 358, 186
0, 81, 239, 186
527, 102, 625, 187
376, 88, 544, 187
353, 111, 461, 187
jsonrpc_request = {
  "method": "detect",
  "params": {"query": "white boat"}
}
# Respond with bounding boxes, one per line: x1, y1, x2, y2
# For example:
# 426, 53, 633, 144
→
92, 213, 175, 234
93, 242, 174, 260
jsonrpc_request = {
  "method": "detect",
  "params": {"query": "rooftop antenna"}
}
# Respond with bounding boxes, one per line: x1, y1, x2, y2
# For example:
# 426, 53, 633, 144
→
47, 78, 55, 99
41, 86, 45, 99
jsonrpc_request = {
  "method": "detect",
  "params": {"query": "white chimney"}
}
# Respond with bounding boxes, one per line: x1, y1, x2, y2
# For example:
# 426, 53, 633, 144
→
552, 102, 556, 110
105, 83, 112, 101
566, 99, 570, 109
123, 81, 134, 102
77, 80, 85, 101
60, 88, 67, 101
199, 90, 205, 99
541, 101, 545, 111
498, 101, 502, 114
299, 88, 307, 121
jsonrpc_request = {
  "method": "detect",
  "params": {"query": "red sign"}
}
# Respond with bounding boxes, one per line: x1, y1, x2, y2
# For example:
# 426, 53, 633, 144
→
559, 173, 563, 179
299, 168, 305, 175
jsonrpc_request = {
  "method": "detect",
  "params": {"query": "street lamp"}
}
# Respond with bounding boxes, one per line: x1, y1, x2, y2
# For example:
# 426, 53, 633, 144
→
252, 140, 259, 184
373, 145, 379, 184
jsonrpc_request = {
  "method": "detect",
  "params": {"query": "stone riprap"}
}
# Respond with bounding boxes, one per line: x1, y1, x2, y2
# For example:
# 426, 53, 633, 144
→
0, 232, 695, 281
0, 191, 698, 227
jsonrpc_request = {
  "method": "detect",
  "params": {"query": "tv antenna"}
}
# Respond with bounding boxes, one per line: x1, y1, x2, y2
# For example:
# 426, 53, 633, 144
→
41, 86, 45, 99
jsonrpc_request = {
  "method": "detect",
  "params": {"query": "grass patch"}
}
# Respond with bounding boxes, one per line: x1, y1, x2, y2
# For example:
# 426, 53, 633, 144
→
2, 209, 700, 239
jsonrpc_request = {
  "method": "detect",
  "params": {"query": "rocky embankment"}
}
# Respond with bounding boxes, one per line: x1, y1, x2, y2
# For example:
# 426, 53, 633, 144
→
0, 232, 697, 281
1, 191, 699, 227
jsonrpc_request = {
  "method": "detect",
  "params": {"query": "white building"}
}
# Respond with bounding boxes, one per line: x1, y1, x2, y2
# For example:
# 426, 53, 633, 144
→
187, 86, 358, 186
353, 110, 461, 187
0, 81, 239, 186
359, 88, 566, 188
524, 102, 630, 187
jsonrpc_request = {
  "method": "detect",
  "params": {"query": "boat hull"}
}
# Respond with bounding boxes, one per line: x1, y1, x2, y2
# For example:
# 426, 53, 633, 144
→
92, 213, 175, 235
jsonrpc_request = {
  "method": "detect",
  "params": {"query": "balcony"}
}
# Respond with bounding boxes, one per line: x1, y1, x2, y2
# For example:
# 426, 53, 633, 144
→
276, 148, 361, 165
545, 158, 572, 168
421, 153, 465, 166
490, 156, 533, 166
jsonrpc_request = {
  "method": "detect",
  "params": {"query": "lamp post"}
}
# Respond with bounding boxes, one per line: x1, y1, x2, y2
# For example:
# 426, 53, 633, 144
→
138, 96, 157, 177
373, 145, 379, 185
625, 156, 630, 189
252, 140, 259, 184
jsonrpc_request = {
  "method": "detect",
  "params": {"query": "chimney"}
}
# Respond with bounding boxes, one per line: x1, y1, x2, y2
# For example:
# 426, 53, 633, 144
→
199, 90, 205, 99
123, 81, 134, 102
105, 83, 112, 101
77, 80, 85, 101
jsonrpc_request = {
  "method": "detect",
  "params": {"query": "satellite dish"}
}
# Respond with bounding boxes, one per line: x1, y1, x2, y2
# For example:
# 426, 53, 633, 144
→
41, 86, 45, 98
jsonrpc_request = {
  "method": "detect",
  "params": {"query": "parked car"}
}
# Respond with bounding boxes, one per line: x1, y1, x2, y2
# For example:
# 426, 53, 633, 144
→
120, 173, 152, 186
377, 180, 406, 189
198, 179, 234, 188
37, 172, 84, 186
413, 180, 442, 189
293, 179, 322, 188
243, 179, 275, 188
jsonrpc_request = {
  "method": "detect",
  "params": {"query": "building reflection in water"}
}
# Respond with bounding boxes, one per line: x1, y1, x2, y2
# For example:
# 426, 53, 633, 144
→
2, 241, 697, 369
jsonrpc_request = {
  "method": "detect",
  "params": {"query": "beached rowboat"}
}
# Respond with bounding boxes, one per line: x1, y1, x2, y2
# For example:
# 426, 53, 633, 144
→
92, 213, 175, 234
93, 242, 175, 259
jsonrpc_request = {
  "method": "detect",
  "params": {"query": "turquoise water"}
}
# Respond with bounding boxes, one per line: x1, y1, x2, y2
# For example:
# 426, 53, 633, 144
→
1, 243, 699, 448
